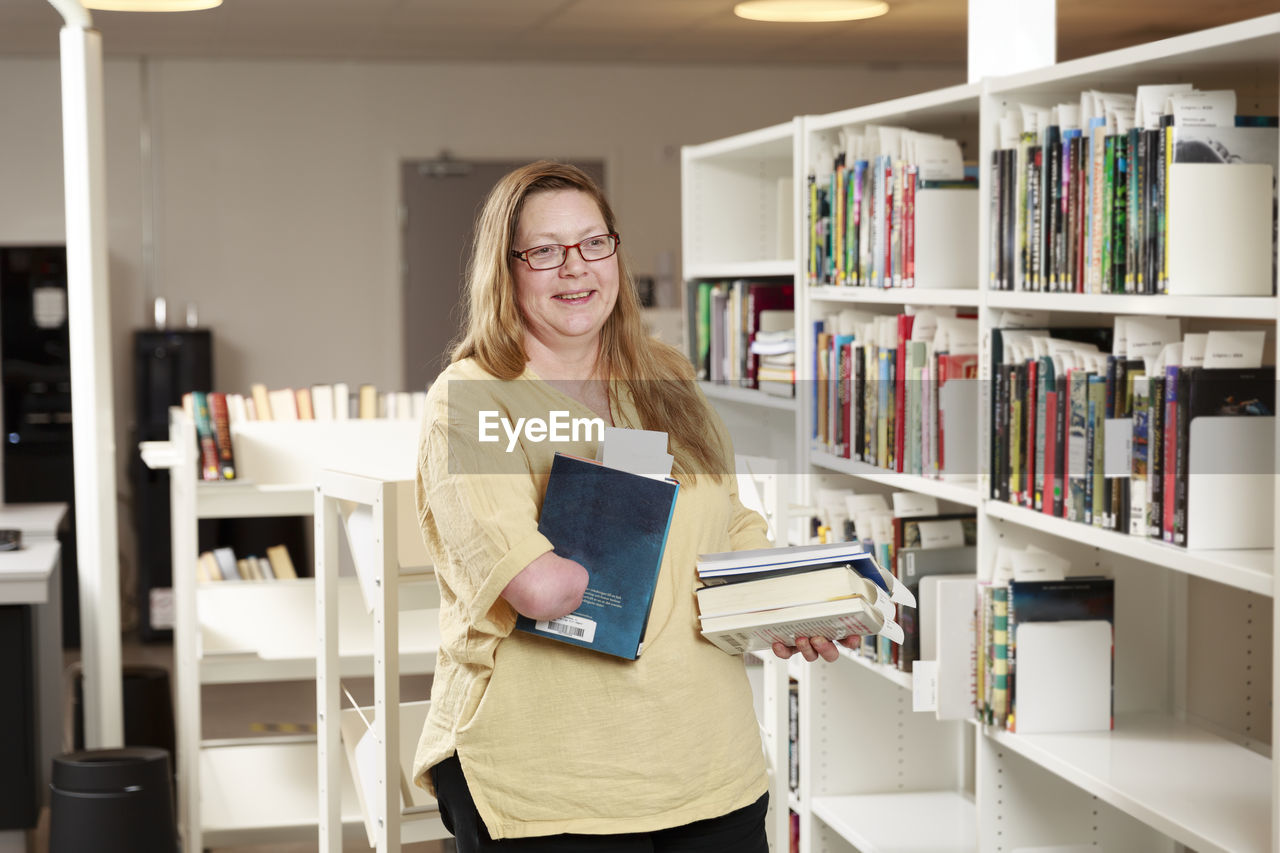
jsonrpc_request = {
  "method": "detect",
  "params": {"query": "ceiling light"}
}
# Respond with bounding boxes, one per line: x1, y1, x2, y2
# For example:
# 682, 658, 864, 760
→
734, 0, 888, 23
82, 0, 221, 10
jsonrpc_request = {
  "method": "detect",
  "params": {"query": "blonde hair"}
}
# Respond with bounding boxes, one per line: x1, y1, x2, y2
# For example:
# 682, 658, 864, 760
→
450, 161, 726, 480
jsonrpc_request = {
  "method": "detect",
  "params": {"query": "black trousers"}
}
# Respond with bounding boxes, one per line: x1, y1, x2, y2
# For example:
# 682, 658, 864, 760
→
430, 754, 770, 853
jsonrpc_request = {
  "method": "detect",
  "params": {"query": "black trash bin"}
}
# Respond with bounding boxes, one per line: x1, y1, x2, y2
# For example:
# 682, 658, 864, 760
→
49, 747, 179, 853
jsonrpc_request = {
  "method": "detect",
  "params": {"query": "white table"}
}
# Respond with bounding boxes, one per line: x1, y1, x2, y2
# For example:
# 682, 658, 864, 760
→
0, 503, 66, 853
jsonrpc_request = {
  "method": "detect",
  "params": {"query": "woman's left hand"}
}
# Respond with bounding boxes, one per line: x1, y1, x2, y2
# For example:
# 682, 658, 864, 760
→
770, 635, 860, 663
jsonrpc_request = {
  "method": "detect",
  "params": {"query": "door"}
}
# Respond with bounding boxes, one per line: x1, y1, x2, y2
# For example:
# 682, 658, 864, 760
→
401, 158, 606, 391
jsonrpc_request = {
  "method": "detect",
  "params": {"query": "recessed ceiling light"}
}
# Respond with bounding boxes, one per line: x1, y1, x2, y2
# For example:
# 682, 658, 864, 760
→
734, 0, 889, 23
82, 0, 221, 10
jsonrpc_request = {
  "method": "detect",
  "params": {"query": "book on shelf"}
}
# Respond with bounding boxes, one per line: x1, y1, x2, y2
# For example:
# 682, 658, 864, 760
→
515, 444, 679, 660
266, 544, 298, 580
1006, 576, 1114, 734
207, 391, 237, 479
195, 544, 295, 583
896, 544, 977, 674
992, 86, 1278, 296
358, 383, 378, 419
991, 317, 1277, 549
745, 285, 794, 388
188, 391, 222, 482
250, 382, 272, 421
295, 386, 315, 420
807, 126, 967, 289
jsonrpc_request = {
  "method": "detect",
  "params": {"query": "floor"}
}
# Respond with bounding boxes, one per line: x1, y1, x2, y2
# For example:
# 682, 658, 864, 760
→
30, 633, 452, 853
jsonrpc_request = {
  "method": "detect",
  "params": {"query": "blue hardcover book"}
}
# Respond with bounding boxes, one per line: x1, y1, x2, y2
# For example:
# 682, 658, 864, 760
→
515, 452, 679, 660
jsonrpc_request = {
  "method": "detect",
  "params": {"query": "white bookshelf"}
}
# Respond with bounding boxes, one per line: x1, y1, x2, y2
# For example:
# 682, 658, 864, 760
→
682, 12, 1280, 853
145, 412, 435, 851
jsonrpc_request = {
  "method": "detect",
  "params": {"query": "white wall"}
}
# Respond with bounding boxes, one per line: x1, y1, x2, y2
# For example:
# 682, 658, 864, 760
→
0, 52, 962, 622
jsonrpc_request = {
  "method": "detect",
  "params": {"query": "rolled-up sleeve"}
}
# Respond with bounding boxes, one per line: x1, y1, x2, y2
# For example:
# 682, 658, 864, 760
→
417, 399, 553, 637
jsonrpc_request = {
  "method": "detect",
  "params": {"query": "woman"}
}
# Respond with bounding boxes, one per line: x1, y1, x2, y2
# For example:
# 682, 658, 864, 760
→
413, 161, 844, 852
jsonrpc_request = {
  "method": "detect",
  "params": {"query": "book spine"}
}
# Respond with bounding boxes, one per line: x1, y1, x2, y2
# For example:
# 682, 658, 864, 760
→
1112, 133, 1128, 293
1024, 359, 1038, 508
1147, 375, 1165, 538
191, 391, 221, 482
1043, 389, 1058, 515
905, 165, 917, 287
1130, 375, 1150, 536
1162, 366, 1179, 542
1089, 374, 1106, 527
992, 586, 1009, 729
207, 391, 236, 480
1172, 367, 1192, 546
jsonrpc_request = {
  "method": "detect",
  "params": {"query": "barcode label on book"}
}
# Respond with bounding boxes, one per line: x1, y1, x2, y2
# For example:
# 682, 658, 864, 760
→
536, 614, 597, 644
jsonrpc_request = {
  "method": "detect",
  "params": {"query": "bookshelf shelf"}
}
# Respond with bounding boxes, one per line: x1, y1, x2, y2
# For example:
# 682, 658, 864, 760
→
984, 500, 1274, 596
810, 452, 982, 507
683, 260, 796, 280
987, 713, 1270, 853
197, 578, 440, 684
986, 290, 1279, 321
195, 481, 314, 519
198, 739, 364, 847
698, 380, 797, 411
838, 644, 913, 691
810, 791, 977, 853
809, 286, 980, 307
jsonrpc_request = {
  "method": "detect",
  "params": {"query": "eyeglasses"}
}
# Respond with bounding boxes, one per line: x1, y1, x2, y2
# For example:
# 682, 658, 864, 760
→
510, 233, 620, 270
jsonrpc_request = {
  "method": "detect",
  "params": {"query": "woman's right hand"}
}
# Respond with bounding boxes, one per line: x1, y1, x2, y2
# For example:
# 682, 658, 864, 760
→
501, 550, 589, 622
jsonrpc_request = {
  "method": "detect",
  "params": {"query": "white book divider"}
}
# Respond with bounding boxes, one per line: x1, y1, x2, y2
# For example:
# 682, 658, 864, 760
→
316, 463, 447, 853
913, 187, 979, 289
1186, 416, 1276, 550
1167, 163, 1274, 297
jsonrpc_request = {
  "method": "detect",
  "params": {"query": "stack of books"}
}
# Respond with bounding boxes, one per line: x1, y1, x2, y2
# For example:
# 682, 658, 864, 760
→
694, 542, 909, 655
752, 309, 796, 398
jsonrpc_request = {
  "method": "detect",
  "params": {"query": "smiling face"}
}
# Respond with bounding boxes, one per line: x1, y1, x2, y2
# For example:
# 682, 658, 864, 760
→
511, 188, 619, 360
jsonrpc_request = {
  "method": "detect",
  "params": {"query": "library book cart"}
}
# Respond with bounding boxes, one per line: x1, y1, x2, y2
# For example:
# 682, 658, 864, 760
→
140, 411, 441, 850
682, 12, 1280, 853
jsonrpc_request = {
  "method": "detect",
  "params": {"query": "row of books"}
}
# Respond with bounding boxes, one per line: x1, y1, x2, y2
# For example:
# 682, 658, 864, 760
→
195, 543, 298, 583
181, 383, 428, 482
806, 126, 977, 289
688, 279, 794, 389
809, 487, 976, 674
975, 560, 1115, 735
812, 308, 978, 479
989, 85, 1278, 295
240, 382, 427, 423
991, 313, 1275, 549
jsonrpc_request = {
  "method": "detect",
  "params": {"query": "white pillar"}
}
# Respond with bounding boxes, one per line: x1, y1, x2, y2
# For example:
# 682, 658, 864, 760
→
52, 4, 124, 750
968, 0, 1056, 83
